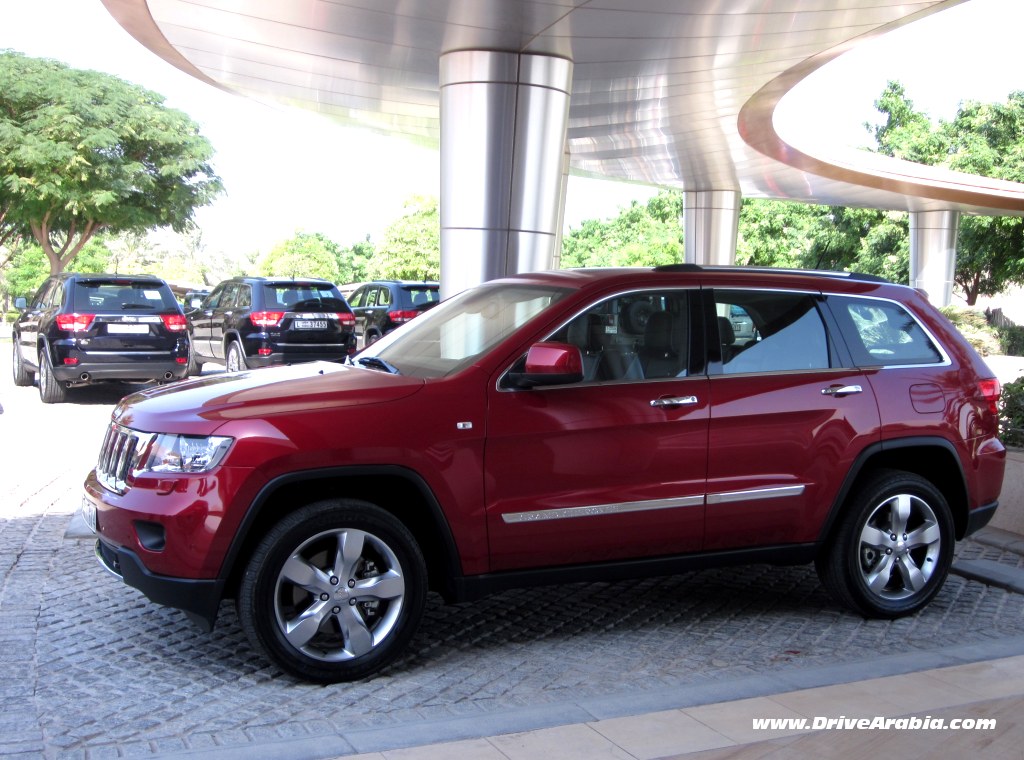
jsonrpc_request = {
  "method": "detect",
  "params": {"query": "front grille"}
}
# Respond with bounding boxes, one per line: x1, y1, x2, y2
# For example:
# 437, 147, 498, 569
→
96, 423, 154, 494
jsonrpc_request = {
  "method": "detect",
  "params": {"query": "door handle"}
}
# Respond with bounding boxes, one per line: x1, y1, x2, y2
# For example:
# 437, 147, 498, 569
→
650, 395, 699, 408
821, 384, 863, 397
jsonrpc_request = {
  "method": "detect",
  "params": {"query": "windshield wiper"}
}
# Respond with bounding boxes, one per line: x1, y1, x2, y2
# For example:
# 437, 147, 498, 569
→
357, 356, 400, 374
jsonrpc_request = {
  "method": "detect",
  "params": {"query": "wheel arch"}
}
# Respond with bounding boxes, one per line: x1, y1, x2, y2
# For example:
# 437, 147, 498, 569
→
219, 466, 463, 602
818, 437, 970, 550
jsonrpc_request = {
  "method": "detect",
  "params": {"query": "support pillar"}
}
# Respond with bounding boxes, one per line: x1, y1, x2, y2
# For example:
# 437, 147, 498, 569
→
910, 210, 959, 307
439, 51, 573, 298
683, 190, 740, 266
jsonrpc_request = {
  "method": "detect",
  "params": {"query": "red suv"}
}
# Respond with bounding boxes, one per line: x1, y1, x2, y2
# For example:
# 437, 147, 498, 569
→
83, 265, 1006, 682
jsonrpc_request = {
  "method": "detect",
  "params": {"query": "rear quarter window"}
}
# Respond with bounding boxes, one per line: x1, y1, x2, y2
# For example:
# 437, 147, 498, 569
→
832, 296, 944, 367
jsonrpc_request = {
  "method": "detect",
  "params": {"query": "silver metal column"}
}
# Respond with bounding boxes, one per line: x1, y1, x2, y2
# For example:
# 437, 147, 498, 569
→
683, 190, 740, 266
439, 51, 573, 298
910, 210, 959, 307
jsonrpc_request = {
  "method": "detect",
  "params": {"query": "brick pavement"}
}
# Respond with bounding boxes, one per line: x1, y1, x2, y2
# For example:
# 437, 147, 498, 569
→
3, 339, 1024, 759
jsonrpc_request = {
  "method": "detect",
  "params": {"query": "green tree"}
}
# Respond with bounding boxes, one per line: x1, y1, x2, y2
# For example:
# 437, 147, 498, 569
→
0, 50, 222, 276
3, 237, 111, 300
336, 236, 374, 285
561, 190, 683, 268
257, 231, 343, 282
871, 83, 1024, 304
368, 196, 439, 280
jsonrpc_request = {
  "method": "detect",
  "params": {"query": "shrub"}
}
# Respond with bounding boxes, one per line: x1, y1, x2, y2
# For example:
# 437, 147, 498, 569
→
940, 306, 1001, 356
1002, 378, 1024, 448
997, 324, 1024, 357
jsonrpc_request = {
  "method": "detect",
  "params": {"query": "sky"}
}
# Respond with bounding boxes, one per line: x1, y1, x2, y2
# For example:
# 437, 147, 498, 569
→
2, 0, 1023, 258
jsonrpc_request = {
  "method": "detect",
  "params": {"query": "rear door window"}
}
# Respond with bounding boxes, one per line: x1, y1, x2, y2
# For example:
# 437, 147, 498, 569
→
713, 290, 831, 374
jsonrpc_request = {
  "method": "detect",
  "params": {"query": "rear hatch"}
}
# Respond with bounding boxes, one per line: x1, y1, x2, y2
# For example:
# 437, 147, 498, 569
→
260, 282, 355, 347
69, 278, 187, 357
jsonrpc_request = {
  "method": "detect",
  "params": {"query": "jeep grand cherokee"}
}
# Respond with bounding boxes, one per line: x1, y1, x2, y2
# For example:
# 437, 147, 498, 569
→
83, 265, 1005, 682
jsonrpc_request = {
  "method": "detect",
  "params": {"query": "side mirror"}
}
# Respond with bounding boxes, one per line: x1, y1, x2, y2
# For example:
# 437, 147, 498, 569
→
506, 342, 584, 389
14, 297, 27, 310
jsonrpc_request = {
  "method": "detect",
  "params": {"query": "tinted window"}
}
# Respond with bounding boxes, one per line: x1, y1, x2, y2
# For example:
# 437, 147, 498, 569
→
403, 286, 439, 307
263, 283, 348, 312
72, 280, 177, 311
715, 290, 830, 374
348, 287, 366, 308
834, 296, 943, 367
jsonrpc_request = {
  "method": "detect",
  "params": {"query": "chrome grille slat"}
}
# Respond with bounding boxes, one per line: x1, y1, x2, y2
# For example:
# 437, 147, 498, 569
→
96, 423, 154, 494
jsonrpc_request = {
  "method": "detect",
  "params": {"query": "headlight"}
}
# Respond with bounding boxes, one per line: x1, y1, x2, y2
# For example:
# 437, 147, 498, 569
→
143, 434, 233, 473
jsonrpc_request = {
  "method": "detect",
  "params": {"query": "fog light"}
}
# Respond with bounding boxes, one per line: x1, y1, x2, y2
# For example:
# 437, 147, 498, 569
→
64, 357, 79, 366
258, 348, 272, 356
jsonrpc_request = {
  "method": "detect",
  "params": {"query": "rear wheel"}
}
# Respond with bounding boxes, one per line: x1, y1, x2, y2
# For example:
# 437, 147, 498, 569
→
816, 469, 953, 618
186, 342, 204, 377
225, 341, 247, 373
12, 340, 34, 387
37, 348, 69, 404
237, 499, 427, 683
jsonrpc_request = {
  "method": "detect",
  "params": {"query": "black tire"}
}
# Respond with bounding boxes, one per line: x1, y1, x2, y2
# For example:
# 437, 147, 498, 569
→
225, 341, 247, 373
816, 469, 954, 619
12, 339, 34, 387
38, 347, 69, 404
365, 330, 381, 347
186, 342, 204, 377
237, 499, 427, 683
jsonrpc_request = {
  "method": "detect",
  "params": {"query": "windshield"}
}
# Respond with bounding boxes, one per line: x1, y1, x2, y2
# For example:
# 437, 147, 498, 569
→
357, 282, 569, 378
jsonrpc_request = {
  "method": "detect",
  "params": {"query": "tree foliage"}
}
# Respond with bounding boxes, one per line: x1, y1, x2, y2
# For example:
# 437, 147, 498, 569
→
0, 50, 222, 276
562, 190, 683, 268
3, 238, 111, 300
258, 231, 343, 282
871, 81, 1024, 304
368, 196, 439, 281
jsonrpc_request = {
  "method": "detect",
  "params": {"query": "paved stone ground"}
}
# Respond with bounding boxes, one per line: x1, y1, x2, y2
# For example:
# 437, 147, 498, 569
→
3, 338, 1024, 759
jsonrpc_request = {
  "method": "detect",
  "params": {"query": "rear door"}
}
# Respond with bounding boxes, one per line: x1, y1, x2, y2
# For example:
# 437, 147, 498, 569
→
702, 288, 881, 550
189, 284, 224, 359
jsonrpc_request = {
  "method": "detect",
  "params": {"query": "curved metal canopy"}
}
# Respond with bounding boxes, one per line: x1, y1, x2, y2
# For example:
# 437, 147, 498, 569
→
101, 0, 1024, 216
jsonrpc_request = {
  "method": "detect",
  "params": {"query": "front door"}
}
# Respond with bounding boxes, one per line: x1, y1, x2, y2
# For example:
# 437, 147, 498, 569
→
484, 289, 709, 571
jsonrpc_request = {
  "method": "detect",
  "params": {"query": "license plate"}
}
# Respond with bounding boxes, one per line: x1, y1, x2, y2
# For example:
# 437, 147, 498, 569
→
81, 496, 97, 533
294, 320, 328, 330
108, 324, 149, 334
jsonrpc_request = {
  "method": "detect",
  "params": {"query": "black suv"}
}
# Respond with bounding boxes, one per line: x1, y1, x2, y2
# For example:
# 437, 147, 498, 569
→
187, 277, 357, 374
12, 273, 189, 403
347, 280, 440, 347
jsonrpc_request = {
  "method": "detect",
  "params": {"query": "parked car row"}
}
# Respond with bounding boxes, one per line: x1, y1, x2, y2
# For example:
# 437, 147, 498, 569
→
11, 272, 440, 402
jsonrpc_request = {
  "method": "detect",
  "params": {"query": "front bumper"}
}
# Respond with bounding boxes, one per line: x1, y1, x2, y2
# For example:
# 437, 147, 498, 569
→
94, 538, 223, 630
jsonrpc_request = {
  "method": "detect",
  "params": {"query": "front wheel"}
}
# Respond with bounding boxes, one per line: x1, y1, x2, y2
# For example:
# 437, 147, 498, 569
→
12, 339, 34, 387
237, 499, 427, 683
816, 469, 953, 618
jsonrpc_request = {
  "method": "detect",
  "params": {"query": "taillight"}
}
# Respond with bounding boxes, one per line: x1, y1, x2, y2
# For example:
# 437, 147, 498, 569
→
978, 378, 1001, 416
336, 312, 356, 326
55, 313, 95, 332
388, 310, 419, 323
250, 311, 284, 328
161, 314, 188, 332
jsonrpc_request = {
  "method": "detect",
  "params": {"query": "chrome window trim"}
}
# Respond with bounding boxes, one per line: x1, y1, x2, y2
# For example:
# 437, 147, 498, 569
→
502, 495, 704, 524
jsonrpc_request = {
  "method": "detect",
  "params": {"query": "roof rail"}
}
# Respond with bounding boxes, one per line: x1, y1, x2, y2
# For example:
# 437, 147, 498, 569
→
652, 264, 889, 283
